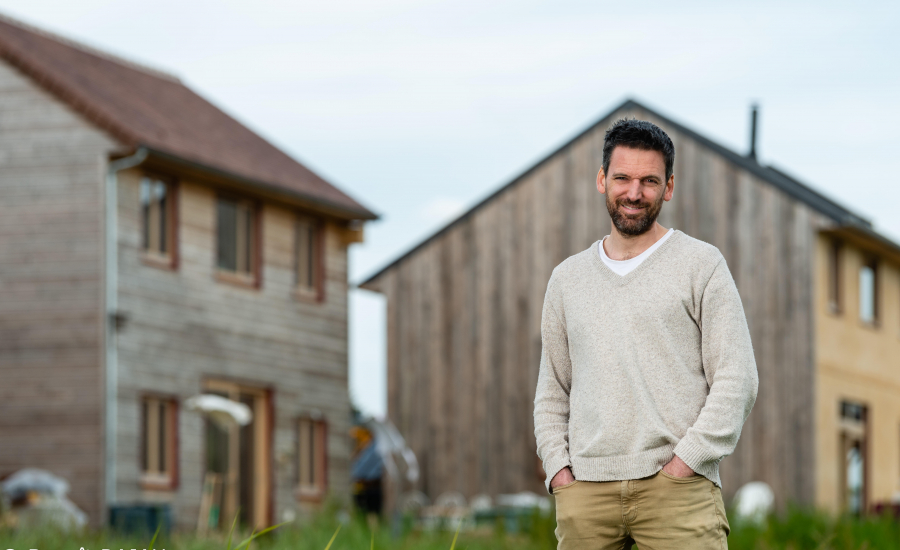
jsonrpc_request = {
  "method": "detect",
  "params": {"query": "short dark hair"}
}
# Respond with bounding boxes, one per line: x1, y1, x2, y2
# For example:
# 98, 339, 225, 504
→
602, 118, 675, 181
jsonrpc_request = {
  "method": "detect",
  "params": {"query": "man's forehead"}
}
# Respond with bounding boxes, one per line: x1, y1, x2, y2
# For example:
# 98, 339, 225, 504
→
608, 146, 666, 175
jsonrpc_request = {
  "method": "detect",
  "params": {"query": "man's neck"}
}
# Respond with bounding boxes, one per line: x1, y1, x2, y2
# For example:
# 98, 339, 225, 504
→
603, 222, 669, 261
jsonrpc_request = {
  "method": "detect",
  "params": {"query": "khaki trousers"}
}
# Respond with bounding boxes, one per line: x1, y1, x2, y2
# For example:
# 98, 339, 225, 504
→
553, 470, 730, 550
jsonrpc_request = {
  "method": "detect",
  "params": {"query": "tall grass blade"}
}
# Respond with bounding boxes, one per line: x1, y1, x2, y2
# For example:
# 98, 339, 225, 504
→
148, 523, 161, 550
225, 512, 239, 550
370, 529, 375, 550
323, 524, 342, 550
449, 518, 461, 550
244, 527, 257, 550
232, 521, 293, 550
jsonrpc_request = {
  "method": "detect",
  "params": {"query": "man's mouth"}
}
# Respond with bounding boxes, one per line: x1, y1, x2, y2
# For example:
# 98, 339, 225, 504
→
620, 203, 646, 214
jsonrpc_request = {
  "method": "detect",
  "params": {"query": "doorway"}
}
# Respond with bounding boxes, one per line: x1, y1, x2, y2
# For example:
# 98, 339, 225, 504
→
203, 379, 271, 529
838, 400, 867, 515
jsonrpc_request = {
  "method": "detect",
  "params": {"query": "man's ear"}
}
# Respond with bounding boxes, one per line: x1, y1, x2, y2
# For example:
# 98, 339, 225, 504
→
597, 168, 607, 194
664, 174, 675, 202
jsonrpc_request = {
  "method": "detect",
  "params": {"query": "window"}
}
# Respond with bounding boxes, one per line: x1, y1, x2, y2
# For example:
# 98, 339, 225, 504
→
295, 216, 322, 298
141, 396, 178, 488
859, 257, 878, 325
216, 197, 259, 284
140, 175, 177, 266
297, 417, 327, 500
828, 239, 842, 313
841, 401, 864, 422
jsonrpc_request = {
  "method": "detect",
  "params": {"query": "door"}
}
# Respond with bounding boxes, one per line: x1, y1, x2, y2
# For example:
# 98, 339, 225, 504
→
838, 400, 867, 515
204, 380, 271, 529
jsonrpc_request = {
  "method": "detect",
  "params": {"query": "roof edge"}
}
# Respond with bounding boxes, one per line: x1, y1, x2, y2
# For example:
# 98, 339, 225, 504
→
143, 146, 379, 221
0, 12, 180, 83
0, 24, 140, 147
359, 97, 875, 288
357, 98, 633, 289
622, 100, 872, 229
828, 224, 900, 264
0, 14, 378, 223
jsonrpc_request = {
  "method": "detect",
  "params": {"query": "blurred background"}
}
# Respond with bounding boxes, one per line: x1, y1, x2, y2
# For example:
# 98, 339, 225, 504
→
1, 0, 898, 417
1, 0, 899, 543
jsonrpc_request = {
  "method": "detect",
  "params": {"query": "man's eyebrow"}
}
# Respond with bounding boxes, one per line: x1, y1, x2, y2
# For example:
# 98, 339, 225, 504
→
611, 172, 662, 180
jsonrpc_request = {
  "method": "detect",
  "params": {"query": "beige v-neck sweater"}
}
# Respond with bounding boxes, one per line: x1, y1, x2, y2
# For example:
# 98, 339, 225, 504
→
533, 230, 758, 494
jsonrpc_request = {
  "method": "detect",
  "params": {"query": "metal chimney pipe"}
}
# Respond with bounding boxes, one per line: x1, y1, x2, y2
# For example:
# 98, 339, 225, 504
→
749, 104, 759, 161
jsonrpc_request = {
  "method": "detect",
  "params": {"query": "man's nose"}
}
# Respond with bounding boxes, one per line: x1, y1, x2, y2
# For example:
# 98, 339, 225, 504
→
625, 179, 643, 202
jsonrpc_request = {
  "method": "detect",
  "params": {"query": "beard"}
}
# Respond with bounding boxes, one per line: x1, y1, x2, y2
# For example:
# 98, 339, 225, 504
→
606, 192, 665, 236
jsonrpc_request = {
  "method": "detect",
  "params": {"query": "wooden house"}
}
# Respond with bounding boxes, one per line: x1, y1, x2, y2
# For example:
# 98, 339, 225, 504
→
360, 99, 900, 514
0, 15, 376, 529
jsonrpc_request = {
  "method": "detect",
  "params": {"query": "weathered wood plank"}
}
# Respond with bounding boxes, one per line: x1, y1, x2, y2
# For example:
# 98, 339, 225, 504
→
0, 57, 117, 529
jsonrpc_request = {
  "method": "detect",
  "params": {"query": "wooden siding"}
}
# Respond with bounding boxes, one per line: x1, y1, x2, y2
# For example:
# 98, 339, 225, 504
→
366, 105, 830, 510
114, 170, 353, 528
0, 58, 120, 526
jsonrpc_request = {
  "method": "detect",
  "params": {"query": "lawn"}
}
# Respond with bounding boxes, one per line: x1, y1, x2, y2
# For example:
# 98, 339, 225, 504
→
2, 503, 898, 550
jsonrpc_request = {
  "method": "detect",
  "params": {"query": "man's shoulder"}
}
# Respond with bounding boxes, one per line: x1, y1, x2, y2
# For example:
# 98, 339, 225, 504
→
671, 231, 724, 269
549, 244, 597, 283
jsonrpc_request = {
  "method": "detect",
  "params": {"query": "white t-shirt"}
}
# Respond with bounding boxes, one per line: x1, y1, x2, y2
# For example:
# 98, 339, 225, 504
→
597, 228, 675, 276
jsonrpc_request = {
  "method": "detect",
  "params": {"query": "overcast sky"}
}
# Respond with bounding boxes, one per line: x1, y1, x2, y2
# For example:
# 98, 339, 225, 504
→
3, 0, 897, 418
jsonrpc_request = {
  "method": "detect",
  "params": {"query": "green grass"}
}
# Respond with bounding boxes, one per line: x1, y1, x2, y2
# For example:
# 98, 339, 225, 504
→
726, 503, 900, 550
0, 502, 897, 550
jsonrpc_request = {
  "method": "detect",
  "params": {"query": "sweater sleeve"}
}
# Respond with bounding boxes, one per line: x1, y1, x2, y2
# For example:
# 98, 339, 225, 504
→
533, 277, 573, 494
673, 258, 759, 480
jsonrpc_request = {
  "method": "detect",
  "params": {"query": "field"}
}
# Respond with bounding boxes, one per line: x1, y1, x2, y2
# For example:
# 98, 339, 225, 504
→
2, 503, 899, 550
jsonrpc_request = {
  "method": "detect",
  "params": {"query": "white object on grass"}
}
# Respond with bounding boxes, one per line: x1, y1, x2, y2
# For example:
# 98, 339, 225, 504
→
496, 491, 552, 513
469, 494, 492, 511
1, 468, 70, 500
1, 469, 87, 531
731, 481, 774, 525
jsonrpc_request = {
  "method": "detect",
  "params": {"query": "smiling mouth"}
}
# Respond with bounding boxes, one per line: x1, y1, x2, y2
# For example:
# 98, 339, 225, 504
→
620, 204, 646, 214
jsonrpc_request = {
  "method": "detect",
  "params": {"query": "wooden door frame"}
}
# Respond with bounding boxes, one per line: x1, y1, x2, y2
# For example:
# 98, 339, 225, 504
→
203, 378, 273, 529
838, 402, 868, 515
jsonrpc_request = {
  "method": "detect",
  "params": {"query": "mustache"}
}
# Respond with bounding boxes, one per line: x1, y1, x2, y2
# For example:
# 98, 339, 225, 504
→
617, 200, 649, 209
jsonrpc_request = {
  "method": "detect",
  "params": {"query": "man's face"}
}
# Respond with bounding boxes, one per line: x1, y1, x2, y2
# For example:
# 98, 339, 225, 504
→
597, 146, 674, 236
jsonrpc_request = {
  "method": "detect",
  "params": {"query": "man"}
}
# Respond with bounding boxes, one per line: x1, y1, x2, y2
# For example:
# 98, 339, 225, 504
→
533, 118, 758, 549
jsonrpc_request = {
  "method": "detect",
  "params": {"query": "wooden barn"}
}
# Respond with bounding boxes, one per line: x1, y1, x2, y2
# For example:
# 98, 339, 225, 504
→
0, 16, 375, 529
360, 99, 900, 514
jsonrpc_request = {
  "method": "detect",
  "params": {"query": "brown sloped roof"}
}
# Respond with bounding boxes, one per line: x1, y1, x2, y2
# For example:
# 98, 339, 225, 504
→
0, 14, 376, 220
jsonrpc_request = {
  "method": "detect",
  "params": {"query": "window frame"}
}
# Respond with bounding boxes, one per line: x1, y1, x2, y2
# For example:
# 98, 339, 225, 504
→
139, 172, 179, 271
293, 215, 325, 302
859, 255, 879, 327
838, 399, 869, 515
827, 238, 842, 315
296, 416, 328, 502
139, 394, 179, 490
215, 194, 263, 289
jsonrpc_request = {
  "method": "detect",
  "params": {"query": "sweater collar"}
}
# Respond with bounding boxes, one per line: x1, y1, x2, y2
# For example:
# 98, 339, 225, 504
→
588, 229, 684, 285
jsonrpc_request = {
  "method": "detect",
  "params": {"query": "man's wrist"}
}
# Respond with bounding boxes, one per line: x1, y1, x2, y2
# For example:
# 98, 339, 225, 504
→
550, 466, 574, 487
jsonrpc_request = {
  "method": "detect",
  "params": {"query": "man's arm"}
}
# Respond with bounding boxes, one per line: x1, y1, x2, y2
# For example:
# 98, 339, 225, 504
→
533, 278, 574, 494
673, 258, 759, 479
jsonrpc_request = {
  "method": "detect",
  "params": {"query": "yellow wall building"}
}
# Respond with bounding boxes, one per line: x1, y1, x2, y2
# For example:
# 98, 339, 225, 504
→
816, 229, 900, 514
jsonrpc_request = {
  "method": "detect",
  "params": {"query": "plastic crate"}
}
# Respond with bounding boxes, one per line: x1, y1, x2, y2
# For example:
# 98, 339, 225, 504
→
109, 504, 172, 536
